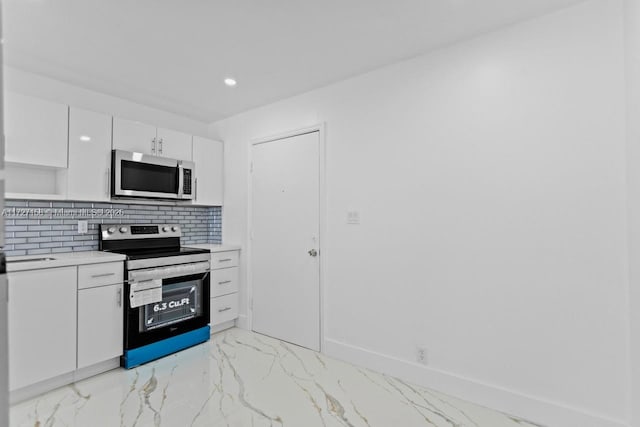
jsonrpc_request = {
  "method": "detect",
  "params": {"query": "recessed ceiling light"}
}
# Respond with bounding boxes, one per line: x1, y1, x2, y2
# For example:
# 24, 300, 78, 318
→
79, 135, 91, 142
224, 78, 237, 87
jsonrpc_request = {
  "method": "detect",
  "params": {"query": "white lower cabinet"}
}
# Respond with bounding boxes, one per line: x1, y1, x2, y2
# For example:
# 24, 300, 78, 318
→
211, 251, 239, 269
77, 283, 123, 369
78, 262, 124, 290
210, 250, 240, 330
8, 267, 77, 390
211, 293, 239, 326
8, 261, 125, 393
211, 267, 239, 297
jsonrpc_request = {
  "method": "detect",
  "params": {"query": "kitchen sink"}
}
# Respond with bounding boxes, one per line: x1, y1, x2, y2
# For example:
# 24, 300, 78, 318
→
8, 257, 56, 263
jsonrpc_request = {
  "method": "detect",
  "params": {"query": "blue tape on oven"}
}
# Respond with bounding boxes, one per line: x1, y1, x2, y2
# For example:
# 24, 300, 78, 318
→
123, 325, 211, 369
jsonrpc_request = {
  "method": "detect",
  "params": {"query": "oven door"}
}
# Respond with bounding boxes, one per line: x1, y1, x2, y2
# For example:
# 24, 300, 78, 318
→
125, 262, 210, 350
112, 149, 181, 199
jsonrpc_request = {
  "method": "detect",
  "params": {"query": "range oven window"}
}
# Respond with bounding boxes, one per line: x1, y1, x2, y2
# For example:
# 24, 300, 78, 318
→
121, 160, 178, 194
140, 278, 203, 332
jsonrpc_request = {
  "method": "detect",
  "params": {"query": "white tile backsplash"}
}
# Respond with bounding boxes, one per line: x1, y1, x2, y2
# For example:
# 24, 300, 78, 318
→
2, 200, 222, 256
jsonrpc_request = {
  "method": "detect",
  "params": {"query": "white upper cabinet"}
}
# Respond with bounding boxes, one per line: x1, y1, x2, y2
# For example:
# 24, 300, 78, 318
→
113, 117, 193, 160
157, 127, 192, 160
112, 117, 158, 155
4, 92, 69, 168
67, 107, 113, 201
3, 93, 224, 204
192, 136, 224, 206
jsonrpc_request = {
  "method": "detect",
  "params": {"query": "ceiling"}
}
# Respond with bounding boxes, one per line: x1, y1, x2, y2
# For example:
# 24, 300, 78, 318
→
3, 0, 586, 123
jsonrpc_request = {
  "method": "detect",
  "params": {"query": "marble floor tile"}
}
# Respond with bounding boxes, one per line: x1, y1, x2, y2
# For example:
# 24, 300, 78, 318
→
10, 328, 542, 426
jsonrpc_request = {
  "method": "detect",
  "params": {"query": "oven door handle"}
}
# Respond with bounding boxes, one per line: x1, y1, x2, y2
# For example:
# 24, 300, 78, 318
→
129, 261, 210, 282
124, 271, 211, 285
122, 270, 213, 283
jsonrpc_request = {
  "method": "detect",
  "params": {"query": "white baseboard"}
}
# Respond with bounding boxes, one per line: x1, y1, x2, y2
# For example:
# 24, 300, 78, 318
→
323, 338, 628, 427
235, 314, 249, 330
10, 357, 120, 404
211, 320, 236, 334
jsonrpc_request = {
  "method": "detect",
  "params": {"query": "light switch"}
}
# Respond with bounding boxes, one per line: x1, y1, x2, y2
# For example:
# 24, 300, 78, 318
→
347, 211, 360, 225
77, 220, 88, 234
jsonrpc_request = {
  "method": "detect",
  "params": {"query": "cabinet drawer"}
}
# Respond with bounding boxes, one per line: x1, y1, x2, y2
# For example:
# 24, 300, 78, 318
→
211, 251, 239, 269
211, 293, 238, 326
78, 262, 124, 289
211, 267, 239, 297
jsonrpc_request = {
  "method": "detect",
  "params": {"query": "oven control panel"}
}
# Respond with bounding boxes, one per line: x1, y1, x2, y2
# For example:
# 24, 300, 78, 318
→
101, 224, 181, 240
132, 225, 159, 234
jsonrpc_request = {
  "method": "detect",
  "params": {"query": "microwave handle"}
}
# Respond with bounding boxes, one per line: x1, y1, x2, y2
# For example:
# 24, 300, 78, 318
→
105, 167, 110, 196
177, 162, 184, 198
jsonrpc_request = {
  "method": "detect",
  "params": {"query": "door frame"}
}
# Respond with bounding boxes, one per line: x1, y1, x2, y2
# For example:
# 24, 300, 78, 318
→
247, 123, 327, 352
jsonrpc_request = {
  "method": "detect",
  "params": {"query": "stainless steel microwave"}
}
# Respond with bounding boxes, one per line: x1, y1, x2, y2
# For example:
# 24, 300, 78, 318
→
111, 150, 194, 200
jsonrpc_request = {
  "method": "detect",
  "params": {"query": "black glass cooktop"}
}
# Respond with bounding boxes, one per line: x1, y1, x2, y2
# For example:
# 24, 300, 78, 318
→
108, 246, 210, 260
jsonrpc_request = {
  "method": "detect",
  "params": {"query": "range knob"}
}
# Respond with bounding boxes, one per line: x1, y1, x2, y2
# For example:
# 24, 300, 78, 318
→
162, 226, 170, 232
119, 226, 129, 234
107, 227, 116, 234
171, 226, 179, 232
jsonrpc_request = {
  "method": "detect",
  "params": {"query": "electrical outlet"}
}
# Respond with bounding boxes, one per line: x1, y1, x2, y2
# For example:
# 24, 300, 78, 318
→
347, 211, 360, 225
77, 220, 88, 234
416, 347, 428, 365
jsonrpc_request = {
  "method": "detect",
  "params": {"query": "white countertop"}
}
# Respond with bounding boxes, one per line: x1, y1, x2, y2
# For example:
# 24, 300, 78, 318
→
7, 251, 127, 272
6, 245, 240, 272
186, 244, 242, 253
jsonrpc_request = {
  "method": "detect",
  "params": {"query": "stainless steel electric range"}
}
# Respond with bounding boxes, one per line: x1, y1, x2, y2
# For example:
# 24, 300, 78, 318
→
99, 224, 210, 369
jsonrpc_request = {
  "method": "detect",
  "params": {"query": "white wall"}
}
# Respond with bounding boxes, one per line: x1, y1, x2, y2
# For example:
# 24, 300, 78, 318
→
211, 1, 630, 426
3, 67, 209, 136
625, 0, 640, 425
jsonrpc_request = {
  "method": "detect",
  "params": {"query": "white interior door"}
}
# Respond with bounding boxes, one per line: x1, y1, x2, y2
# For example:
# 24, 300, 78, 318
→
251, 131, 320, 351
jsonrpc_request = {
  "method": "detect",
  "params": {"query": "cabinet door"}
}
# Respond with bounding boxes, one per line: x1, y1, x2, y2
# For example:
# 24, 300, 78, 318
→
4, 92, 69, 168
112, 117, 157, 154
8, 267, 77, 390
77, 284, 123, 369
192, 136, 223, 205
67, 108, 113, 201
156, 127, 192, 160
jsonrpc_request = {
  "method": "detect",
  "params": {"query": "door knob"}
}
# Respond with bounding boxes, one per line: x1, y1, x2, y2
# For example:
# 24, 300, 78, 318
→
308, 249, 318, 257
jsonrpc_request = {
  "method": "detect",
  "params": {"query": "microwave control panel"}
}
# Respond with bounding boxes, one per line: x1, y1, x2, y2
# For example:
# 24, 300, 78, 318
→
183, 169, 192, 195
